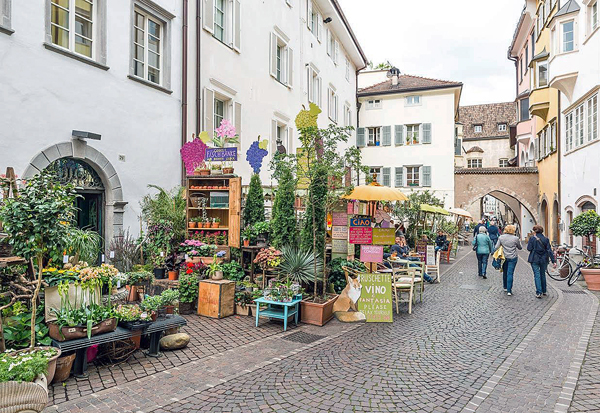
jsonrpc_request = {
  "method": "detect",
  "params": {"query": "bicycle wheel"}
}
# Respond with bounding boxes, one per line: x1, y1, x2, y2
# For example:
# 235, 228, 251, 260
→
547, 258, 571, 281
567, 266, 583, 286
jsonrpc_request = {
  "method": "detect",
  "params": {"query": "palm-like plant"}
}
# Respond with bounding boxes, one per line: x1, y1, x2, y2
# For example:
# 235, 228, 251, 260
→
279, 245, 323, 286
140, 185, 187, 243
67, 227, 102, 264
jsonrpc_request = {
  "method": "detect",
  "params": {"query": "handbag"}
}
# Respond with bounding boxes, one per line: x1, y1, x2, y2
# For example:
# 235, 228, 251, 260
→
473, 235, 479, 251
492, 245, 505, 270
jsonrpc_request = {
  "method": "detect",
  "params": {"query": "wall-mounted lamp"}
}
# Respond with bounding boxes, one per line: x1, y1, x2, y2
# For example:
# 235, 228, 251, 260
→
72, 130, 101, 140
323, 17, 332, 23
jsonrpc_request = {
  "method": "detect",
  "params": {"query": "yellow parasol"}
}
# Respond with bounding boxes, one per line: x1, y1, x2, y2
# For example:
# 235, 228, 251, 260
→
448, 207, 473, 219
342, 181, 409, 202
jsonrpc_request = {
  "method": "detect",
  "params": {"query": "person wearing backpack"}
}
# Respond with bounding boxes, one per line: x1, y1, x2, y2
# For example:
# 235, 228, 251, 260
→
495, 225, 522, 296
527, 225, 556, 298
472, 226, 495, 279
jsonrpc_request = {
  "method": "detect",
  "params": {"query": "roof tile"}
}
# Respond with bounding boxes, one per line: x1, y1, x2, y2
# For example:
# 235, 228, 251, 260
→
358, 74, 462, 95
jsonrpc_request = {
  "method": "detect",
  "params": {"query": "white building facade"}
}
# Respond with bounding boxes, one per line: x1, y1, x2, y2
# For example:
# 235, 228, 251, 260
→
356, 70, 463, 209
0, 0, 185, 243
187, 0, 367, 187
548, 0, 599, 247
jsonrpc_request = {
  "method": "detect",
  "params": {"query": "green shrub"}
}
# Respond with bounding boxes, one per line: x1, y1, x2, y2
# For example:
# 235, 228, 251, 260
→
222, 261, 245, 282
178, 273, 200, 303
570, 210, 600, 237
270, 164, 297, 249
243, 174, 265, 229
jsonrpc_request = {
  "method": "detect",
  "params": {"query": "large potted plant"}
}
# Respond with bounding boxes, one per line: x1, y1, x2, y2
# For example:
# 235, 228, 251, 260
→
178, 268, 201, 314
571, 211, 600, 290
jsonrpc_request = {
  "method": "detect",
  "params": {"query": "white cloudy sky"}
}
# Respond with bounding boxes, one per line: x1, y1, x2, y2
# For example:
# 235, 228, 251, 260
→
340, 0, 525, 106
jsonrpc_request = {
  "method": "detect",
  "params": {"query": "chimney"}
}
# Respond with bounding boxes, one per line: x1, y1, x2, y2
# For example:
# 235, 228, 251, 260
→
389, 67, 400, 86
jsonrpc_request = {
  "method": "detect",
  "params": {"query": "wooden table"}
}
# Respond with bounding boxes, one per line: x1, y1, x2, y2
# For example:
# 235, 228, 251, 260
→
254, 296, 302, 331
240, 246, 263, 282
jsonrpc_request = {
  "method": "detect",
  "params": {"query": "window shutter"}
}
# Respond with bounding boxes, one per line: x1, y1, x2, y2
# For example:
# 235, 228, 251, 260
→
203, 88, 215, 137
307, 68, 313, 101
271, 120, 278, 156
455, 138, 462, 155
357, 127, 365, 147
269, 33, 278, 78
287, 47, 293, 87
234, 102, 242, 148
286, 127, 292, 152
307, 2, 312, 29
203, 0, 215, 34
233, 0, 241, 52
317, 12, 323, 42
395, 167, 403, 187
382, 167, 391, 187
382, 126, 391, 146
423, 123, 432, 143
422, 166, 431, 187
317, 77, 322, 106
395, 125, 404, 145
326, 30, 331, 56
334, 40, 340, 64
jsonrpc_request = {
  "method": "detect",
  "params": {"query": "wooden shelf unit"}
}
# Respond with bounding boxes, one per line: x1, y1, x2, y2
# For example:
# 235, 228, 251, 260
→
186, 175, 241, 248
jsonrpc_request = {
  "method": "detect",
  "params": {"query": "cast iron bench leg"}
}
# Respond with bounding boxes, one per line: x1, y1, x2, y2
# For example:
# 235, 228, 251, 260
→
74, 347, 89, 378
147, 331, 162, 357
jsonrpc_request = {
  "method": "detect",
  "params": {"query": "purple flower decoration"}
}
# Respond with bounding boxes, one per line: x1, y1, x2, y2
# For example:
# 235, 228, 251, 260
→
180, 138, 208, 175
216, 250, 226, 258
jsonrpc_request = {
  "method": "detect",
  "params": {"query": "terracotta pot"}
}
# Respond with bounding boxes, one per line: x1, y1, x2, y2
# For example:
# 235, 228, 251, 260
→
52, 353, 75, 383
223, 167, 234, 174
130, 331, 142, 350
165, 305, 175, 314
211, 222, 220, 228
200, 256, 222, 265
243, 239, 250, 247
168, 270, 178, 281
582, 268, 600, 290
196, 169, 210, 176
300, 295, 339, 326
126, 285, 138, 301
235, 304, 249, 316
189, 222, 197, 228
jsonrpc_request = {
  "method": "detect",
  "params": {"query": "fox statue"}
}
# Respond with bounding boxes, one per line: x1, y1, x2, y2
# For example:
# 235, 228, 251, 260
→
333, 274, 366, 323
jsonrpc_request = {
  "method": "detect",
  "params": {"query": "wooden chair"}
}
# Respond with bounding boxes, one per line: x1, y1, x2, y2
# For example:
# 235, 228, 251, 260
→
388, 258, 424, 303
441, 242, 453, 263
426, 250, 441, 283
390, 266, 417, 314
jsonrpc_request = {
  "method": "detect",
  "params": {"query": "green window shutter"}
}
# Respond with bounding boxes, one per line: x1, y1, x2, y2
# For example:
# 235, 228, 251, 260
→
382, 167, 391, 187
382, 126, 391, 146
395, 167, 403, 187
423, 123, 432, 144
395, 125, 404, 145
422, 166, 431, 187
357, 127, 365, 147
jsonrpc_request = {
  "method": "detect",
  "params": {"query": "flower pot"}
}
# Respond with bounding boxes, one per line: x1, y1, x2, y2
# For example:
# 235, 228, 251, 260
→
12, 347, 61, 384
211, 169, 223, 175
95, 318, 118, 335
153, 268, 166, 280
300, 295, 339, 326
195, 169, 210, 176
223, 167, 234, 174
582, 268, 600, 290
211, 270, 224, 280
52, 353, 75, 383
0, 375, 48, 413
243, 239, 250, 247
168, 270, 178, 281
179, 301, 196, 315
127, 285, 138, 302
151, 311, 157, 322
189, 222, 197, 228
47, 322, 89, 342
235, 304, 249, 316
211, 222, 220, 228
165, 305, 175, 315
191, 256, 202, 264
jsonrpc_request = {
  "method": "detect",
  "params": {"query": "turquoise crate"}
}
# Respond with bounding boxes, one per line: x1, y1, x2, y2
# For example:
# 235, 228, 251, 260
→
210, 192, 229, 208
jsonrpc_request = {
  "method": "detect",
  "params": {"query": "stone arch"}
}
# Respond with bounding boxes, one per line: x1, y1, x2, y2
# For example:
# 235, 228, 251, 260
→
461, 187, 539, 225
575, 195, 597, 211
22, 140, 127, 246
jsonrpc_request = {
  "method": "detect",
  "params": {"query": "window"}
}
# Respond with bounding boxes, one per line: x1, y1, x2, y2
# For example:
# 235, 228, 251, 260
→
132, 9, 164, 85
406, 166, 420, 186
550, 121, 557, 152
467, 159, 482, 168
307, 66, 321, 105
566, 111, 574, 151
520, 98, 530, 121
368, 127, 381, 146
474, 124, 483, 133
537, 61, 548, 87
327, 30, 338, 63
308, 3, 322, 41
328, 86, 338, 123
50, 0, 94, 58
498, 123, 507, 132
272, 119, 291, 154
455, 138, 462, 156
343, 104, 352, 128
270, 32, 293, 86
520, 58, 523, 82
525, 45, 529, 70
214, 98, 225, 130
499, 159, 509, 167
576, 104, 585, 146
405, 95, 421, 106
366, 100, 382, 110
395, 167, 403, 187
406, 124, 419, 144
214, 0, 225, 42
588, 94, 598, 142
0, 0, 13, 34
345, 57, 350, 81
562, 21, 574, 52
592, 2, 598, 32
370, 167, 382, 184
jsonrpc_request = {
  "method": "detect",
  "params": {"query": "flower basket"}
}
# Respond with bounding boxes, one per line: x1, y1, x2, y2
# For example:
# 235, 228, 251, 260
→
194, 169, 210, 176
47, 318, 117, 342
223, 167, 234, 174
0, 376, 48, 413
211, 169, 223, 175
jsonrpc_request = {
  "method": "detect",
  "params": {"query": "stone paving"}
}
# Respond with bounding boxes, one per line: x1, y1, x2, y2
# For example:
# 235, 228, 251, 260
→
42, 248, 600, 413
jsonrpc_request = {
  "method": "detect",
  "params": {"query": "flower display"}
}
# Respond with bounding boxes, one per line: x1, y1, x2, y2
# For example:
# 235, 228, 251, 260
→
114, 304, 150, 322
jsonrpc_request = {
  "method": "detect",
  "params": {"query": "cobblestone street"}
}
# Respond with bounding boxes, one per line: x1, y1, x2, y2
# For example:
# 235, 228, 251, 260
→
44, 250, 600, 413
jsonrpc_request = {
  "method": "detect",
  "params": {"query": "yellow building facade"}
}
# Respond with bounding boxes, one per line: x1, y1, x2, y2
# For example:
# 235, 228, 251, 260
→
529, 0, 561, 242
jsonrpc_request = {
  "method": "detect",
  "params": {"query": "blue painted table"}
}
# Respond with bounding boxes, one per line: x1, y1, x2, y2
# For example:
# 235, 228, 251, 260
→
254, 296, 302, 331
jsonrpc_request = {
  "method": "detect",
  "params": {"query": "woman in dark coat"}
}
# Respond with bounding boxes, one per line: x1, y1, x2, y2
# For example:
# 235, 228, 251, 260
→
488, 220, 500, 245
526, 225, 556, 298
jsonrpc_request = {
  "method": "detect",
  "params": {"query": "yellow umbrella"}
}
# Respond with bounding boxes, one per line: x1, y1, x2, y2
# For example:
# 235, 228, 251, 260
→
448, 207, 472, 219
342, 181, 409, 202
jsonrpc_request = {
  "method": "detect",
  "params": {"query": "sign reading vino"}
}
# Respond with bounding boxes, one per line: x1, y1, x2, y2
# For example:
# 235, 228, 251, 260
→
357, 272, 393, 323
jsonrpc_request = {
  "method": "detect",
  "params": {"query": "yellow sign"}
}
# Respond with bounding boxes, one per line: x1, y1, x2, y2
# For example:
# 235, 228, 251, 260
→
372, 228, 395, 245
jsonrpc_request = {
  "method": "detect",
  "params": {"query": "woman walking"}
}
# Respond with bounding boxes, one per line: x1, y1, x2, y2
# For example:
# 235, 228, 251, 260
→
495, 225, 522, 296
527, 225, 556, 298
473, 227, 495, 279
488, 219, 500, 246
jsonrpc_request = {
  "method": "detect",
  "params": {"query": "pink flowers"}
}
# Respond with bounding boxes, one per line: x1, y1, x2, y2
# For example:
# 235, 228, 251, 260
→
215, 119, 236, 139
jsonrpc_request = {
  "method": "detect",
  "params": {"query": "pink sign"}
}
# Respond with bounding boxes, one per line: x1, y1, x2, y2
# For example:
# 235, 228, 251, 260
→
349, 227, 373, 244
332, 212, 348, 226
347, 202, 354, 214
360, 245, 384, 263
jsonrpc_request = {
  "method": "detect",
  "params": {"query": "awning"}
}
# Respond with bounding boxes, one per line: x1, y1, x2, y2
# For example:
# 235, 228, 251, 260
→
420, 204, 450, 215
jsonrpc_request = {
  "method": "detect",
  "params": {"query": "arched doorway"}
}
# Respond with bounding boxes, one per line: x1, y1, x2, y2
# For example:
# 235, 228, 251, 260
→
46, 158, 105, 238
552, 200, 559, 244
567, 210, 574, 246
540, 199, 549, 235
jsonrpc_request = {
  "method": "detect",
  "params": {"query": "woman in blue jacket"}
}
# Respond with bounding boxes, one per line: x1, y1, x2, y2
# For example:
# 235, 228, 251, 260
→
488, 220, 500, 245
527, 225, 556, 298
472, 226, 495, 279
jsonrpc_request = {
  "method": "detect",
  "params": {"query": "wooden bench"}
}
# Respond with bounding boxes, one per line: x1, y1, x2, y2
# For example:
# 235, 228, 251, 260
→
51, 315, 187, 377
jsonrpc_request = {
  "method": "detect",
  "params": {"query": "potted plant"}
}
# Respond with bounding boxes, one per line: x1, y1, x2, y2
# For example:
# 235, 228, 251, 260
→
212, 217, 221, 228
234, 291, 253, 316
160, 289, 180, 314
223, 161, 234, 175
253, 221, 270, 247
211, 163, 223, 175
140, 295, 162, 320
194, 162, 210, 176
207, 255, 224, 280
115, 304, 153, 329
189, 216, 199, 229
571, 211, 600, 289
178, 270, 200, 314
127, 271, 153, 300
242, 226, 255, 246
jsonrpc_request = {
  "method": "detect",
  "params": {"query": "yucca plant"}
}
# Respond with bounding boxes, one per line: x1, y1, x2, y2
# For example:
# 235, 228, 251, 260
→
279, 245, 322, 286
67, 227, 102, 264
140, 185, 187, 244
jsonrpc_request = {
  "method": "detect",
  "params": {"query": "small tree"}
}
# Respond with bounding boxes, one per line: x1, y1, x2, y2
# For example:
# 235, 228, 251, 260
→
0, 170, 77, 347
243, 173, 265, 228
571, 210, 600, 239
393, 190, 444, 244
270, 154, 298, 249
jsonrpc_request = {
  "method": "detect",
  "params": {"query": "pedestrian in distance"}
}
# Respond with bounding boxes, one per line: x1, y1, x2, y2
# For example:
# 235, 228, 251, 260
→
473, 226, 495, 279
435, 230, 447, 253
473, 219, 485, 237
488, 219, 500, 245
495, 225, 522, 296
527, 225, 556, 298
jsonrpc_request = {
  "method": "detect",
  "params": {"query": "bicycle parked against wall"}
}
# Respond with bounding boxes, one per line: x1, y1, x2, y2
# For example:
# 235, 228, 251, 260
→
547, 244, 600, 286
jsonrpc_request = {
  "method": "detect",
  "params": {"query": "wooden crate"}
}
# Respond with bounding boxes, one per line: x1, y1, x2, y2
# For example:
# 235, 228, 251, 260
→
197, 279, 235, 318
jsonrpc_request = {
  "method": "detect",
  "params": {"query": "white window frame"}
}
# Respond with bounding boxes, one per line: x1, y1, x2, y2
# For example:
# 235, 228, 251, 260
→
214, 97, 226, 131
345, 57, 350, 81
308, 2, 322, 42
576, 104, 585, 147
49, 0, 96, 58
405, 95, 421, 106
499, 158, 509, 167
271, 30, 293, 87
328, 85, 338, 123
406, 166, 420, 186
566, 111, 574, 152
467, 159, 482, 169
366, 99, 382, 110
561, 20, 575, 53
307, 65, 321, 106
498, 123, 507, 132
214, 0, 226, 42
343, 103, 352, 128
406, 124, 420, 144
536, 60, 548, 88
367, 127, 381, 146
272, 117, 292, 155
474, 124, 483, 133
0, 0, 13, 34
592, 1, 599, 33
588, 94, 598, 142
132, 8, 164, 86
369, 167, 382, 184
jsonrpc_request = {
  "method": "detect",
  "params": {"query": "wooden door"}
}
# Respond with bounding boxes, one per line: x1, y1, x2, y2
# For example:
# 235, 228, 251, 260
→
229, 177, 241, 248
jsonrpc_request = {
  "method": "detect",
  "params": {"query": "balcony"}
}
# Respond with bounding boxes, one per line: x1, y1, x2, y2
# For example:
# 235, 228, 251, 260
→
529, 87, 551, 121
549, 51, 579, 102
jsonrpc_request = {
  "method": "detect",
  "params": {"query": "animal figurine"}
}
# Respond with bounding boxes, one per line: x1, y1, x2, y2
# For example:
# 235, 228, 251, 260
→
333, 272, 366, 323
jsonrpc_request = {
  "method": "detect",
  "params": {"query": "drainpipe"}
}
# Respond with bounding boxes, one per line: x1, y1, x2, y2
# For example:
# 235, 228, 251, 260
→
557, 90, 561, 243
196, 0, 202, 136
181, 0, 189, 186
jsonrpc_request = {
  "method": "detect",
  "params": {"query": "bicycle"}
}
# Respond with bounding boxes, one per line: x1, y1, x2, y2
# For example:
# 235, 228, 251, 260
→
547, 245, 600, 286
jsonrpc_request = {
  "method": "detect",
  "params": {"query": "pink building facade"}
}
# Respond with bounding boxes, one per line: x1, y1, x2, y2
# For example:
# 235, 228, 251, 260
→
509, 3, 537, 167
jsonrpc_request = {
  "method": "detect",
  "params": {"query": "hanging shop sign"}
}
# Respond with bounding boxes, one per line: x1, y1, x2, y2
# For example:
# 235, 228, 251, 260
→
372, 228, 395, 245
349, 215, 372, 227
349, 227, 373, 244
333, 212, 348, 226
357, 272, 393, 323
332, 238, 348, 254
205, 147, 238, 162
332, 226, 348, 240
360, 245, 383, 263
